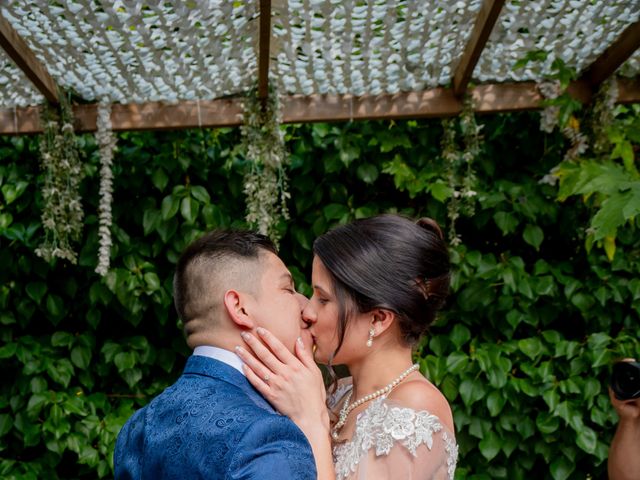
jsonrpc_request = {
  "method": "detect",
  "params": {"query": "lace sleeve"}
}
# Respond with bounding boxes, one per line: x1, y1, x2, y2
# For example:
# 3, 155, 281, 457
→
333, 398, 458, 480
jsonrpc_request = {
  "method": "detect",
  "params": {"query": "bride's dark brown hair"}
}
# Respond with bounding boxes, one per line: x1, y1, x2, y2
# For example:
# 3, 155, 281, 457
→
313, 214, 450, 391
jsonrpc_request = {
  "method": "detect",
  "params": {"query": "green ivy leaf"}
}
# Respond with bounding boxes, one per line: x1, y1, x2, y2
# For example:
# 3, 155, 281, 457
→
26, 393, 48, 417
571, 292, 595, 312
523, 224, 544, 250
459, 378, 486, 407
121, 368, 143, 388
1, 184, 16, 204
494, 211, 518, 235
190, 185, 211, 204
0, 212, 13, 230
518, 337, 543, 360
457, 281, 496, 311
26, 282, 47, 303
291, 225, 312, 250
0, 413, 12, 437
0, 342, 16, 359
445, 352, 469, 374
429, 181, 452, 202
46, 294, 66, 322
70, 345, 91, 369
1, 181, 26, 204
479, 430, 502, 461
576, 427, 597, 453
202, 204, 226, 228
30, 376, 47, 393
323, 203, 349, 221
543, 389, 560, 411
180, 197, 199, 224
46, 359, 74, 388
450, 324, 471, 349
51, 331, 74, 348
486, 390, 507, 417
143, 273, 161, 293
87, 308, 101, 330
151, 168, 169, 191
536, 411, 560, 434
78, 444, 100, 466
160, 195, 180, 220
550, 455, 575, 480
114, 352, 136, 372
142, 209, 161, 236
156, 217, 178, 242
356, 163, 379, 184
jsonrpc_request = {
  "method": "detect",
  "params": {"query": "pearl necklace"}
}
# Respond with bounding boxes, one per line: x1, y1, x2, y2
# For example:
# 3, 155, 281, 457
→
331, 363, 420, 441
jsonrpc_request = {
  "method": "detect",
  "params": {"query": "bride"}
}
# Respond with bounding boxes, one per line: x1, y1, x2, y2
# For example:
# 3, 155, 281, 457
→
235, 214, 458, 479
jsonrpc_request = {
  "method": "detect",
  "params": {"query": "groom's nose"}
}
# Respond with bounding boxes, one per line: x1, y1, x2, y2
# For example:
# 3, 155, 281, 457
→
301, 300, 316, 325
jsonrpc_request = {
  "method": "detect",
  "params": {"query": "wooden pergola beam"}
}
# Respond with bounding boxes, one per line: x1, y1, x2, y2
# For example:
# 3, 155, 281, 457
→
0, 14, 59, 104
581, 20, 640, 88
452, 0, 506, 96
257, 0, 271, 100
1, 78, 639, 135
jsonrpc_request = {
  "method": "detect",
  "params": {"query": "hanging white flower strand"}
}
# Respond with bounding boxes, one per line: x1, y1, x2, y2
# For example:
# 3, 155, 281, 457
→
589, 77, 619, 155
241, 83, 290, 245
442, 95, 481, 246
95, 102, 117, 276
35, 96, 84, 263
537, 80, 587, 162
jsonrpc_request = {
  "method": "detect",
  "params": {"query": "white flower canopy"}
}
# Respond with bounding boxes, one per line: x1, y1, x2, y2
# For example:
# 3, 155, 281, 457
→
0, 0, 639, 134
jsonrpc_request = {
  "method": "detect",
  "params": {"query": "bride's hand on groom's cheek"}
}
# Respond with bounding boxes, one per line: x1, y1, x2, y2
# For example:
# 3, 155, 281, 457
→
235, 328, 329, 434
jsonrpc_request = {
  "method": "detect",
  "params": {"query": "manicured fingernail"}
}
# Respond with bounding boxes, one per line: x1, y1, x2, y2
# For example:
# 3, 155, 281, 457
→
240, 332, 251, 340
256, 327, 266, 335
297, 337, 305, 349
234, 346, 243, 354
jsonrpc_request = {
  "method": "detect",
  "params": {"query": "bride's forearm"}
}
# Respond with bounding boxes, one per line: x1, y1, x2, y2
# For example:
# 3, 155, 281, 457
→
302, 425, 335, 480
297, 411, 335, 480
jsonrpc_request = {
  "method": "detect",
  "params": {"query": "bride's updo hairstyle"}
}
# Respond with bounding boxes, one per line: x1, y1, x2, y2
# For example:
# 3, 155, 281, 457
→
313, 214, 450, 361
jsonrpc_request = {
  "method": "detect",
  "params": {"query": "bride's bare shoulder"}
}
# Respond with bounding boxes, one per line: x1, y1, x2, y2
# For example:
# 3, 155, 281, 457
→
387, 377, 455, 432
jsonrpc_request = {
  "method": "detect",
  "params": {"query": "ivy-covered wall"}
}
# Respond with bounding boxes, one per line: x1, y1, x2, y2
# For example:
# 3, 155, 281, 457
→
0, 112, 638, 479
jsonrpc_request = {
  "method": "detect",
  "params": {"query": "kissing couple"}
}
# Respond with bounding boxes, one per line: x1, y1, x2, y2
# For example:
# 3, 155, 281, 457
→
115, 214, 458, 480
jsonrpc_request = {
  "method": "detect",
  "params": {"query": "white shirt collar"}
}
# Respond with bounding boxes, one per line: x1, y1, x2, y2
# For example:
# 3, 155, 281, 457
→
193, 346, 245, 376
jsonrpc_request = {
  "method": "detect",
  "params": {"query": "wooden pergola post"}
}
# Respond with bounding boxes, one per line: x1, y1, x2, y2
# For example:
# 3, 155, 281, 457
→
258, 0, 272, 102
452, 0, 506, 96
580, 20, 640, 88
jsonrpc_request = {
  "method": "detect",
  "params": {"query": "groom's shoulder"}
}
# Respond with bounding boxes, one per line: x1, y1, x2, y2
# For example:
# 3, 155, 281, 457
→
115, 369, 316, 479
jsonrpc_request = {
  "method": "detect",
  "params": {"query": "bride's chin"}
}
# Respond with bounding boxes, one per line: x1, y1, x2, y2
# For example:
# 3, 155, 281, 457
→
311, 346, 326, 364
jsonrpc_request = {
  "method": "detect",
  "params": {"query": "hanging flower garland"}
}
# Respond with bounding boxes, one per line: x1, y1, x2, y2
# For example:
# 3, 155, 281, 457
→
241, 84, 290, 244
95, 101, 117, 276
588, 77, 619, 156
35, 95, 84, 264
442, 96, 481, 246
537, 80, 587, 162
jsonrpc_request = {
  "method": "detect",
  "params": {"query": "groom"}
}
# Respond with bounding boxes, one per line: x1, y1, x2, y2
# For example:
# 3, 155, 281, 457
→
114, 230, 317, 479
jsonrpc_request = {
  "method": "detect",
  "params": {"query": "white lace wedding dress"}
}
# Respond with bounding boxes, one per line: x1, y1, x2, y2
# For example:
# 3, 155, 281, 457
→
329, 380, 458, 480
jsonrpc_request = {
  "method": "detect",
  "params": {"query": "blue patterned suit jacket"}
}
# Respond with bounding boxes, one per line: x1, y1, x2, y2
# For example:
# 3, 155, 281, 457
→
114, 355, 317, 479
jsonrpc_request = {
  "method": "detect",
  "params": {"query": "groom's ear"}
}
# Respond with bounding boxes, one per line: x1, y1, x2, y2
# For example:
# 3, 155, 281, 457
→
223, 289, 255, 329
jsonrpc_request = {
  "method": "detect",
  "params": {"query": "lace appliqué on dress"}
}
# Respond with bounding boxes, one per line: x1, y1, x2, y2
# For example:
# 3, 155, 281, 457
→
442, 431, 458, 480
333, 396, 458, 480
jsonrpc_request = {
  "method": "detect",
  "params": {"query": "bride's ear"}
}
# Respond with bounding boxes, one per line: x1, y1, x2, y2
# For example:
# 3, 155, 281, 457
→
370, 308, 396, 337
223, 289, 255, 329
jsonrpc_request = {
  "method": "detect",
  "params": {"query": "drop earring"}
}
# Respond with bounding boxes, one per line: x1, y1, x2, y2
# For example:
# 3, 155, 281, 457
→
366, 327, 375, 347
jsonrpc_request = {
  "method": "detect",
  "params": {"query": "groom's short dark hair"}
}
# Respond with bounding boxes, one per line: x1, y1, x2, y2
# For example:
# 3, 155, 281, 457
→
173, 230, 276, 340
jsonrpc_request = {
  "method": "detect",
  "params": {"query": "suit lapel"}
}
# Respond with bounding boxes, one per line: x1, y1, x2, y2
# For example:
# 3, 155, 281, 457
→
183, 355, 275, 412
